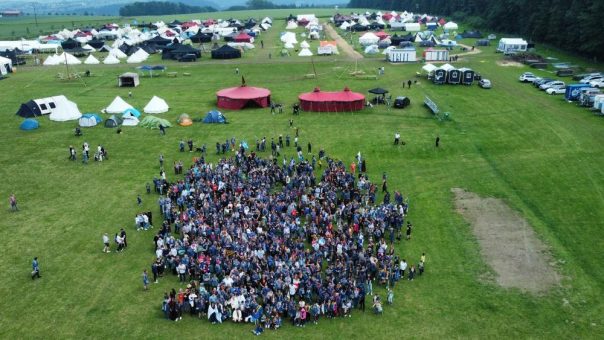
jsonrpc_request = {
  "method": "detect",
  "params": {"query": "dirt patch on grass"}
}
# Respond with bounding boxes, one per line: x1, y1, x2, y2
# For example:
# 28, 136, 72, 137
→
496, 60, 524, 67
452, 188, 560, 294
323, 23, 363, 60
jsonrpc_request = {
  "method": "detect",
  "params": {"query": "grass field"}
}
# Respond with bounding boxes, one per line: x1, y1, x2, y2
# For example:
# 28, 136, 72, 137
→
0, 12, 603, 339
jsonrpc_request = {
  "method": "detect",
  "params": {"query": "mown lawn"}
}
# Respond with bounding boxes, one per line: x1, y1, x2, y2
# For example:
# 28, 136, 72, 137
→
0, 13, 603, 339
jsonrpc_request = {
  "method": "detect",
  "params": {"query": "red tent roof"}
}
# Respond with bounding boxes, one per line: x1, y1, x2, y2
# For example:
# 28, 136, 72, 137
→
299, 87, 365, 102
438, 18, 446, 26
234, 32, 252, 42
375, 31, 390, 40
217, 86, 270, 99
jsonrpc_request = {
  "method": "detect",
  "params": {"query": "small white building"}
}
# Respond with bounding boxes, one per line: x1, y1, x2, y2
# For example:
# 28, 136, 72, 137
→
497, 38, 528, 53
423, 49, 449, 62
404, 22, 421, 32
387, 47, 417, 63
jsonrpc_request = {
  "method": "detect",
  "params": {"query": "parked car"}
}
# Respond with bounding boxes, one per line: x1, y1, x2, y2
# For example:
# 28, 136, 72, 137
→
178, 54, 197, 62
519, 72, 537, 82
479, 79, 492, 89
556, 69, 574, 77
572, 72, 601, 81
533, 78, 554, 87
540, 80, 565, 90
589, 79, 604, 88
546, 86, 566, 95
579, 74, 603, 84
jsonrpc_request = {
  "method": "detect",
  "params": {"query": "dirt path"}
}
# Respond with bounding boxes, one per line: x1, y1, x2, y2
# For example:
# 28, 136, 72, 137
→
323, 23, 363, 60
456, 43, 482, 57
452, 188, 560, 294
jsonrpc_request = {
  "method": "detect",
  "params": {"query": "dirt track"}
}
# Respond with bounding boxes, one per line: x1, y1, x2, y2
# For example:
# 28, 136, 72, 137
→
323, 23, 363, 60
453, 188, 560, 294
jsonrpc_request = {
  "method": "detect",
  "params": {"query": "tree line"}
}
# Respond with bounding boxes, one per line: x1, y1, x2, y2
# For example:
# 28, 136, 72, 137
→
347, 0, 604, 60
119, 1, 216, 16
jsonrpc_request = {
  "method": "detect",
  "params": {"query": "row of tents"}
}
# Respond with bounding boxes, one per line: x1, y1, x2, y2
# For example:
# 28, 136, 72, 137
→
422, 63, 477, 85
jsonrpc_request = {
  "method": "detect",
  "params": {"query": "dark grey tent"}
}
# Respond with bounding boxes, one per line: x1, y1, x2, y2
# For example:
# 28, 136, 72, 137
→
146, 35, 172, 47
162, 44, 201, 60
368, 88, 389, 95
61, 38, 81, 50
88, 38, 105, 49
393, 96, 410, 109
350, 23, 368, 32
104, 115, 123, 128
190, 31, 212, 43
461, 30, 483, 39
16, 100, 42, 117
211, 45, 242, 59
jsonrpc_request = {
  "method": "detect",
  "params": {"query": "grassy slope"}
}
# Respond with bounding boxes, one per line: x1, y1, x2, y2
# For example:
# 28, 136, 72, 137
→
0, 13, 603, 339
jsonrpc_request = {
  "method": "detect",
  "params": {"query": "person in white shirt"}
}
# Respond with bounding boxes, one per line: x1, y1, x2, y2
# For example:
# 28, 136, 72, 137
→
400, 259, 408, 278
177, 263, 187, 282
102, 233, 110, 253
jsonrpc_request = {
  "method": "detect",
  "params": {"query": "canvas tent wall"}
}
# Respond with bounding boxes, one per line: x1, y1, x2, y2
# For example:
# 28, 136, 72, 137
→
0, 55, 12, 75
298, 87, 365, 112
118, 73, 140, 87
144, 96, 169, 114
105, 96, 133, 114
103, 54, 120, 64
404, 23, 420, 32
84, 55, 100, 65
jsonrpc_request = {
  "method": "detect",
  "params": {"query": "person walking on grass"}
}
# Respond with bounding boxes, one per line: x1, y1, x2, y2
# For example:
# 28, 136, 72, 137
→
31, 257, 41, 279
407, 79, 412, 89
9, 193, 18, 211
103, 233, 111, 253
137, 195, 142, 206
143, 269, 149, 291
435, 136, 440, 147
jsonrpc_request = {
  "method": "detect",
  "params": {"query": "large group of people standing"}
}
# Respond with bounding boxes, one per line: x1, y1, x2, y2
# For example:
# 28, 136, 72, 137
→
145, 142, 426, 333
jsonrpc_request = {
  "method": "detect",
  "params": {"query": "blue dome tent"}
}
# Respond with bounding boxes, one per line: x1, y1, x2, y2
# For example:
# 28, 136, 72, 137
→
20, 118, 39, 131
122, 107, 141, 118
203, 110, 227, 124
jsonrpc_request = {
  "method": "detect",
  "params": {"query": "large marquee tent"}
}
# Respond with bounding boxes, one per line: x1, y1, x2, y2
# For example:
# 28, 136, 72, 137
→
298, 87, 365, 112
216, 85, 271, 110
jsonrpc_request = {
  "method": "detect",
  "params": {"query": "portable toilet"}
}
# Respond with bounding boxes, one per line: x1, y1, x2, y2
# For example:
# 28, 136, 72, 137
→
433, 69, 447, 84
459, 68, 475, 85
447, 69, 462, 84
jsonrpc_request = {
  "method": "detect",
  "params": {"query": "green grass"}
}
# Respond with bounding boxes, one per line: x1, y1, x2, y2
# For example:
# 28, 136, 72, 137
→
0, 13, 603, 339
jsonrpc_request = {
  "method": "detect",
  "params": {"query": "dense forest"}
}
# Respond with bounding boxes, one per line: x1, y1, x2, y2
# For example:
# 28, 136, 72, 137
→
119, 1, 216, 16
348, 0, 604, 60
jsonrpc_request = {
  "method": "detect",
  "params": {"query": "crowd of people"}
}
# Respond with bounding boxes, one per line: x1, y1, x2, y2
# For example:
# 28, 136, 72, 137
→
68, 142, 108, 164
144, 143, 426, 333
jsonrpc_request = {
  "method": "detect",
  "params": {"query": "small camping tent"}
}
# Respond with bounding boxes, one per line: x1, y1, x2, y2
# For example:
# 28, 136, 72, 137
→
178, 113, 193, 126
103, 54, 120, 64
79, 114, 100, 127
122, 107, 141, 118
118, 73, 140, 87
84, 54, 100, 65
20, 118, 39, 131
104, 115, 123, 127
144, 96, 169, 114
105, 96, 133, 114
203, 110, 227, 124
139, 115, 172, 129
298, 48, 313, 57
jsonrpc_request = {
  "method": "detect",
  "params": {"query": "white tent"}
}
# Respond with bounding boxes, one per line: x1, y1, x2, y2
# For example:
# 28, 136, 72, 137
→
82, 44, 96, 52
422, 63, 437, 73
78, 115, 98, 127
440, 63, 455, 71
359, 32, 379, 46
443, 22, 458, 30
284, 42, 295, 49
103, 54, 120, 65
298, 48, 313, 57
110, 48, 127, 59
405, 23, 421, 32
144, 96, 169, 114
0, 55, 12, 75
122, 114, 140, 126
105, 96, 133, 114
43, 54, 60, 66
340, 22, 351, 30
47, 95, 82, 121
300, 40, 310, 48
364, 45, 379, 54
126, 48, 149, 64
286, 21, 298, 30
84, 55, 100, 65
280, 32, 297, 44
59, 52, 82, 65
